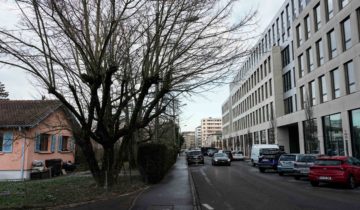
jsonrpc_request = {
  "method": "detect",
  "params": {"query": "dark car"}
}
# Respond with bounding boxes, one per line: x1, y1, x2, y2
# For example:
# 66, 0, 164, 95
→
201, 147, 217, 156
186, 150, 204, 165
258, 149, 286, 173
212, 153, 231, 166
309, 156, 360, 189
207, 148, 219, 157
223, 150, 233, 161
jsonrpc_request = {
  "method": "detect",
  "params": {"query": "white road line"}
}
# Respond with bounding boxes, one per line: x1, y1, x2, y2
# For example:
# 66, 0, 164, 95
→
202, 203, 214, 210
200, 168, 213, 186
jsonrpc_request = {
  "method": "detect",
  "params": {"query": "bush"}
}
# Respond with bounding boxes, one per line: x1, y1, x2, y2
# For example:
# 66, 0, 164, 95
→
137, 143, 178, 184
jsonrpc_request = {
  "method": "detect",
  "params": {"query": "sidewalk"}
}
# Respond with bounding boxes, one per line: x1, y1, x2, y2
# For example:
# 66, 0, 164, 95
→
131, 155, 199, 210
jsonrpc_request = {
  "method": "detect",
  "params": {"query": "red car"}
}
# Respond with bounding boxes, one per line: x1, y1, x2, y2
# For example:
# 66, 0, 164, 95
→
309, 156, 360, 189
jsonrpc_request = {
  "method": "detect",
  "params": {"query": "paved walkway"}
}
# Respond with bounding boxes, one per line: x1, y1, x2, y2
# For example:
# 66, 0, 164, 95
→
131, 155, 196, 210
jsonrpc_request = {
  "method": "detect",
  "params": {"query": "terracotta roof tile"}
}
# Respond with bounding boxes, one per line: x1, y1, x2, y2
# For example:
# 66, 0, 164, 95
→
0, 100, 62, 127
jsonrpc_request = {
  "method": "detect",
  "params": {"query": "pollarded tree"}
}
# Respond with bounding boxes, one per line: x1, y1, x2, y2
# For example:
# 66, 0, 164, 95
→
0, 82, 9, 100
0, 0, 256, 188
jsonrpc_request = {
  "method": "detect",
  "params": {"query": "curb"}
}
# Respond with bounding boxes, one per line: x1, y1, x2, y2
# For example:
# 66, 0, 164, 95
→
188, 165, 202, 210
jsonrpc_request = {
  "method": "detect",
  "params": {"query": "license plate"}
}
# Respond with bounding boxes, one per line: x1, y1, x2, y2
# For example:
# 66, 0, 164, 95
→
319, 176, 332, 180
262, 159, 269, 161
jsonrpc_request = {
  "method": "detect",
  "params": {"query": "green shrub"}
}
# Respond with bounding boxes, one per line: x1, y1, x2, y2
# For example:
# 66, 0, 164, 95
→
137, 143, 177, 184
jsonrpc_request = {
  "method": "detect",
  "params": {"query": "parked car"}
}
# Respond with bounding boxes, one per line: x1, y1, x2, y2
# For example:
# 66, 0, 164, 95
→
293, 154, 318, 180
212, 153, 231, 166
277, 154, 301, 176
232, 151, 245, 161
223, 150, 233, 161
251, 144, 279, 166
186, 150, 204, 165
258, 148, 286, 173
309, 156, 360, 189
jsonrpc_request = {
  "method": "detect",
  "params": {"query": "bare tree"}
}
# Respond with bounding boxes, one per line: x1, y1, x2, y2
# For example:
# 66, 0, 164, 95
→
303, 92, 318, 154
0, 0, 256, 187
0, 81, 9, 99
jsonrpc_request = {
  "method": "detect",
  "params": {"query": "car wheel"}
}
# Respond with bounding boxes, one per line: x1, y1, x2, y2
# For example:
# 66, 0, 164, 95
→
278, 172, 284, 176
251, 160, 255, 167
310, 181, 319, 187
348, 175, 356, 189
228, 163, 231, 166
259, 168, 265, 173
294, 176, 300, 180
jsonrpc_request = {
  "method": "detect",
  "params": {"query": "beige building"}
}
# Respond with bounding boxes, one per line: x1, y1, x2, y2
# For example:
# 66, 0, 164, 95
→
195, 126, 202, 148
182, 131, 195, 149
222, 0, 360, 159
201, 118, 222, 147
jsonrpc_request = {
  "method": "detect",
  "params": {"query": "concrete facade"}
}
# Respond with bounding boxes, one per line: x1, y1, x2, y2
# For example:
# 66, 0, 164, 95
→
222, 0, 360, 159
182, 131, 195, 149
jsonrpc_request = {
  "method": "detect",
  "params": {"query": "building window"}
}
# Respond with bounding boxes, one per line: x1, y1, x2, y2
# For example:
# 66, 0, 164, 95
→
306, 47, 314, 72
323, 113, 344, 156
304, 15, 311, 40
36, 134, 50, 152
261, 130, 266, 144
345, 60, 356, 94
319, 75, 328, 103
283, 71, 292, 92
284, 96, 293, 114
296, 24, 303, 47
341, 17, 352, 51
0, 132, 13, 153
331, 68, 341, 99
281, 45, 290, 67
316, 39, 324, 66
298, 54, 304, 78
314, 3, 321, 31
339, 0, 349, 9
309, 80, 316, 106
303, 119, 319, 154
300, 85, 306, 109
326, 0, 334, 21
269, 79, 272, 96
350, 109, 360, 159
327, 29, 337, 59
286, 4, 291, 36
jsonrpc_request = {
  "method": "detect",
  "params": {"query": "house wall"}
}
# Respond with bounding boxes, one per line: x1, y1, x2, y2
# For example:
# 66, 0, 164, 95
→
0, 109, 75, 180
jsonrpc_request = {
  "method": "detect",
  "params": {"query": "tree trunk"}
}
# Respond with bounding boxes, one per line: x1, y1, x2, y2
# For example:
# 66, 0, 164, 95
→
102, 144, 115, 189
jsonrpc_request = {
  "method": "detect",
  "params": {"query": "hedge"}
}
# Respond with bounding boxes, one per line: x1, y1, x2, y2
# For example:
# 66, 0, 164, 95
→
137, 143, 178, 184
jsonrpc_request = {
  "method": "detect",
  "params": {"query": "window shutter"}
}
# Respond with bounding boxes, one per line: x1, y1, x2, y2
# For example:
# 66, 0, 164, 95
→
51, 135, 56, 153
3, 132, 13, 152
70, 137, 75, 151
35, 133, 40, 152
58, 135, 63, 152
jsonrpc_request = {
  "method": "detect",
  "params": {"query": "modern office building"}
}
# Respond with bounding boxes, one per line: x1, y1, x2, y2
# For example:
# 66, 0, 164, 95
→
201, 117, 222, 147
222, 0, 360, 159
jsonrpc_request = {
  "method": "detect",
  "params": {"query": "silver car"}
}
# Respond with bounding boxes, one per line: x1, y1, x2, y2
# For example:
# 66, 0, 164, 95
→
293, 154, 318, 180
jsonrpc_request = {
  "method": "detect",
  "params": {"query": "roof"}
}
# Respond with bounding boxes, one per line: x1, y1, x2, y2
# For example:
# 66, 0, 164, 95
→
317, 156, 348, 160
0, 100, 63, 128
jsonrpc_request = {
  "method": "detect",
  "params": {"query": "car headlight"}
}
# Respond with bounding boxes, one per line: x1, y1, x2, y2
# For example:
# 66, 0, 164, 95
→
215, 159, 218, 162
227, 158, 230, 161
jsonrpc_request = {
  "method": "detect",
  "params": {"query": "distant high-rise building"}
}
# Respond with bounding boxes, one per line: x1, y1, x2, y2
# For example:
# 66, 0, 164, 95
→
201, 117, 222, 147
195, 126, 201, 148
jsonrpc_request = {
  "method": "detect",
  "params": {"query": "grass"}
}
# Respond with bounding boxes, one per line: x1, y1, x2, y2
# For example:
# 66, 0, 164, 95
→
0, 175, 146, 209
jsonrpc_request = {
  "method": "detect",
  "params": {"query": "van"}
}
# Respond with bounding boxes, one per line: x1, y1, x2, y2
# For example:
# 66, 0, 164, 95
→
250, 144, 279, 166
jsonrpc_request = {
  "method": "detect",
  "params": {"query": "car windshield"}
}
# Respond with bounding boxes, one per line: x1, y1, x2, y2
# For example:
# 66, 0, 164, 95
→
315, 159, 342, 166
235, 152, 243, 155
279, 155, 296, 161
188, 151, 202, 156
297, 155, 316, 162
214, 153, 227, 157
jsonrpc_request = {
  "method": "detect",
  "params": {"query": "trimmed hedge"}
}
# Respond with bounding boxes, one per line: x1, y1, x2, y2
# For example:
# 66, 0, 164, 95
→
137, 143, 178, 184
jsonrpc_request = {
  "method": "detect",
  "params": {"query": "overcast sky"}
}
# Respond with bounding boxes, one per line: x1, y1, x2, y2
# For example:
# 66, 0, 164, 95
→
0, 0, 285, 131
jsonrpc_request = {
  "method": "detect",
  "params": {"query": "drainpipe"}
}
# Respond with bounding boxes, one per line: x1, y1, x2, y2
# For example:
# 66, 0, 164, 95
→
19, 127, 26, 181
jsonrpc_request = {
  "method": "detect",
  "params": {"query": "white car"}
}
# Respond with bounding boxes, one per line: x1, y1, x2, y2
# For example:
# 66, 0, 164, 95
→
232, 151, 245, 161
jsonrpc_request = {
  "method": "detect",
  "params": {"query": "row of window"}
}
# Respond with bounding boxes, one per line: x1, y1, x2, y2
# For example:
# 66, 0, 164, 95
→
232, 78, 273, 118
299, 59, 356, 109
232, 57, 272, 103
0, 132, 73, 153
297, 15, 353, 79
233, 102, 274, 132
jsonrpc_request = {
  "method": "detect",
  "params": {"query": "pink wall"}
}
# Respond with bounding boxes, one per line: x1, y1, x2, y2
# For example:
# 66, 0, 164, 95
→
0, 109, 75, 171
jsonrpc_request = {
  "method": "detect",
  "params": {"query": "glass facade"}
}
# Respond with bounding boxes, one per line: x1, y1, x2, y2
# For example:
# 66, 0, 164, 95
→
350, 109, 360, 159
323, 113, 344, 156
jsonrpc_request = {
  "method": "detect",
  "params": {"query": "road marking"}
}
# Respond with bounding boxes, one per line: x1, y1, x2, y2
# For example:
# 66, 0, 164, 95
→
202, 203, 214, 210
200, 168, 213, 187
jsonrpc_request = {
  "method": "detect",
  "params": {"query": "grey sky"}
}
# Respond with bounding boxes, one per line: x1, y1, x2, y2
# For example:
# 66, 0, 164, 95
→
0, 0, 285, 131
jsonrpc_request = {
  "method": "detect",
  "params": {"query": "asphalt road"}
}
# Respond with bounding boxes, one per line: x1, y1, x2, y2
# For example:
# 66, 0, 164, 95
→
189, 157, 360, 210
